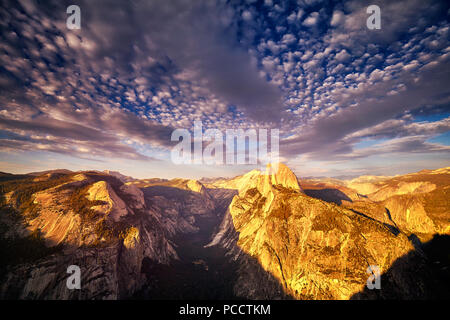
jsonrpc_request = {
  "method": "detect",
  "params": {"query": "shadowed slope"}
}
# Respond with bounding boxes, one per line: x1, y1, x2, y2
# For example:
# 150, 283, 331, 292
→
208, 164, 450, 299
351, 234, 450, 299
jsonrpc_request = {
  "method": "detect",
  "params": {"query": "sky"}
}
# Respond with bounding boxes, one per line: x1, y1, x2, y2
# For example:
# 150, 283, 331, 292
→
0, 0, 449, 179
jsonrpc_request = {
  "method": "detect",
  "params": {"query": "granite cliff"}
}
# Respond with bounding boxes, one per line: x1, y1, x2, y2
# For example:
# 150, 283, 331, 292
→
0, 164, 448, 299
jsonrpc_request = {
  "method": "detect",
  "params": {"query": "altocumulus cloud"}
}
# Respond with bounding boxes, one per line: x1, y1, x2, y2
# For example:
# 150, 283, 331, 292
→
0, 0, 449, 176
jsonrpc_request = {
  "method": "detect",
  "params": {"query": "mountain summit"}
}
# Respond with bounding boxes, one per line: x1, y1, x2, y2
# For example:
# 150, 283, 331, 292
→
258, 162, 302, 194
208, 163, 302, 197
208, 164, 450, 299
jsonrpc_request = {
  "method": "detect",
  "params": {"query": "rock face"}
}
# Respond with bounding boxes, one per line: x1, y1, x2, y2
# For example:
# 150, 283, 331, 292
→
345, 175, 392, 195
208, 163, 302, 196
102, 170, 136, 183
301, 167, 450, 241
86, 181, 128, 222
265, 163, 302, 192
204, 169, 261, 190
129, 178, 216, 236
119, 184, 145, 210
208, 164, 450, 299
0, 172, 180, 299
0, 165, 449, 300
343, 167, 450, 241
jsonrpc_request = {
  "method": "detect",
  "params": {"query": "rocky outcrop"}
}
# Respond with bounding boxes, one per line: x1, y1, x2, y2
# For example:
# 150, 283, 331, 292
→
103, 170, 136, 183
343, 168, 450, 240
345, 175, 392, 195
209, 163, 302, 197
86, 181, 128, 222
368, 181, 436, 202
204, 169, 261, 190
211, 189, 412, 299
303, 168, 450, 242
186, 179, 206, 193
119, 184, 145, 210
208, 165, 450, 300
0, 171, 178, 299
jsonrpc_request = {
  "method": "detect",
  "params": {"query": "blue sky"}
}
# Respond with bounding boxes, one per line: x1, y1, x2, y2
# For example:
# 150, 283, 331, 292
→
0, 0, 449, 179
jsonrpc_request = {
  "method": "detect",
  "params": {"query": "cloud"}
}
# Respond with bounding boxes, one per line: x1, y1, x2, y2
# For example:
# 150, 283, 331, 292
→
335, 49, 351, 62
0, 111, 173, 160
287, 10, 304, 24
0, 0, 287, 163
333, 136, 450, 161
77, 0, 284, 123
281, 56, 450, 159
347, 117, 450, 141
242, 10, 252, 21
327, 0, 448, 50
302, 12, 319, 27
330, 10, 344, 27
0, 0, 449, 177
281, 34, 297, 45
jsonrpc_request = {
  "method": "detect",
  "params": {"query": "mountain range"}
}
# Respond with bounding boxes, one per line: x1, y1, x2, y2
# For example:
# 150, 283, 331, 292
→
0, 164, 448, 299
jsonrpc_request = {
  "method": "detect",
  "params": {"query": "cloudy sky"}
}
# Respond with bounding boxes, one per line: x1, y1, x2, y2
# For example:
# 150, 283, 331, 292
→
0, 0, 449, 179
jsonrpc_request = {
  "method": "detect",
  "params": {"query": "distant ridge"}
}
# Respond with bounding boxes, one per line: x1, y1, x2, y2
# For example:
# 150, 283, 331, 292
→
103, 170, 136, 183
26, 169, 73, 176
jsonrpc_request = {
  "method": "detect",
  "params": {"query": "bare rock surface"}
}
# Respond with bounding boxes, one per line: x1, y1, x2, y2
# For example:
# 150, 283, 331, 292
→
1, 165, 449, 299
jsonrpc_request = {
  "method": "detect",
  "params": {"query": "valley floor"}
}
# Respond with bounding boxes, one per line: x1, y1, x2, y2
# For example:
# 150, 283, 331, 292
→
135, 215, 239, 300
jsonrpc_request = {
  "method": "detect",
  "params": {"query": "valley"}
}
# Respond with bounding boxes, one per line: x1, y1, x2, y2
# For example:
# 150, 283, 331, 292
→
136, 215, 239, 300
